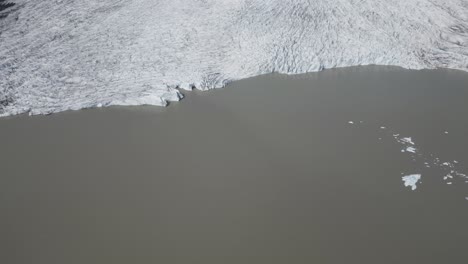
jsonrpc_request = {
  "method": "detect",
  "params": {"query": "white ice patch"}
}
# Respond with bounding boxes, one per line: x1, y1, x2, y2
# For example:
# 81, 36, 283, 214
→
1, 0, 468, 116
405, 146, 417, 153
396, 136, 418, 154
401, 137, 415, 145
387, 129, 467, 190
402, 174, 421, 191
443, 175, 453, 180
348, 121, 354, 124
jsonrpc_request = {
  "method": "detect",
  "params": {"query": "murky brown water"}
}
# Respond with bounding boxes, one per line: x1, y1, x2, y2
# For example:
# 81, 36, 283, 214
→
1, 66, 468, 264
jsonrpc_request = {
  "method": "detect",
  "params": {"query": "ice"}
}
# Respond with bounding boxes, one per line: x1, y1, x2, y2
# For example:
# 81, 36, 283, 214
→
405, 147, 417, 153
402, 174, 422, 191
389, 132, 467, 188
401, 137, 415, 145
396, 136, 417, 154
1, 0, 468, 116
348, 121, 354, 124
443, 175, 453, 180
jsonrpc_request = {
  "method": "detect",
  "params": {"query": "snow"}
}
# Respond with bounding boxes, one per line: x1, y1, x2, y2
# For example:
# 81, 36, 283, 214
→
1, 0, 468, 116
402, 174, 421, 191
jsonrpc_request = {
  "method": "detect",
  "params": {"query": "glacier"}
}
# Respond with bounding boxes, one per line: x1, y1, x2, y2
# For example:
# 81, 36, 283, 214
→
1, 0, 468, 116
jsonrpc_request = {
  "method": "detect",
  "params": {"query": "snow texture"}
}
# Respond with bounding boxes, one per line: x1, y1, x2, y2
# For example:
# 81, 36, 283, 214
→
1, 0, 468, 116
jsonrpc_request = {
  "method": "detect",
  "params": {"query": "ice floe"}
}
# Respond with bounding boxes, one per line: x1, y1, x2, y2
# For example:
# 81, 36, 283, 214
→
402, 174, 421, 191
404, 147, 417, 153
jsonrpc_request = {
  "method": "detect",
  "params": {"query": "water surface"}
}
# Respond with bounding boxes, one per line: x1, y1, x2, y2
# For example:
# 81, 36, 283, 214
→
1, 66, 468, 263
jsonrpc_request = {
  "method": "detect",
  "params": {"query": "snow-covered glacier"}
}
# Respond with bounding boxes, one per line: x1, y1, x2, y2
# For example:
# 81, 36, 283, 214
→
1, 0, 468, 116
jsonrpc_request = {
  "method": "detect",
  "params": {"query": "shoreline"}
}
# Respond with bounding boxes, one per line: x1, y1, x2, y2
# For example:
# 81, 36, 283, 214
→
2, 65, 468, 120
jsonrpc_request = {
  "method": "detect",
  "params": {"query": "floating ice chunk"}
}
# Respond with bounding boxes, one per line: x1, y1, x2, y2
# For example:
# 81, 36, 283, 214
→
348, 121, 354, 124
447, 182, 453, 185
444, 131, 449, 134
405, 147, 417, 153
443, 175, 453, 180
401, 137, 415, 145
380, 126, 386, 129
402, 174, 421, 191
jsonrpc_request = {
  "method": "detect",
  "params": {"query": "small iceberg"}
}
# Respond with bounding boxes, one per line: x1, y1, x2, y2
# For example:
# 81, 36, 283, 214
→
402, 174, 421, 191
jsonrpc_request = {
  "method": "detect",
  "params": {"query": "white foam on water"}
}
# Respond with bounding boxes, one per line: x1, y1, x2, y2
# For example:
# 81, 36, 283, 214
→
1, 0, 468, 116
402, 174, 422, 191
